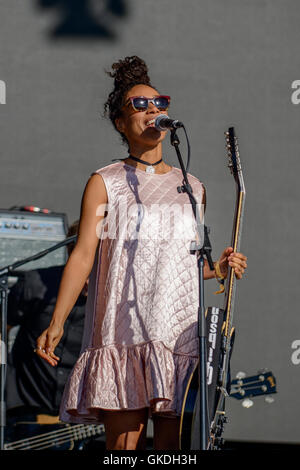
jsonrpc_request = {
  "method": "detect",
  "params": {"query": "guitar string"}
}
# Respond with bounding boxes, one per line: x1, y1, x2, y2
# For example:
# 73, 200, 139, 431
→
5, 423, 104, 450
13, 433, 95, 451
5, 424, 104, 450
26, 426, 104, 451
231, 377, 274, 388
231, 380, 267, 386
220, 190, 245, 390
6, 431, 79, 451
231, 385, 271, 392
5, 424, 98, 450
5, 423, 100, 446
29, 433, 104, 451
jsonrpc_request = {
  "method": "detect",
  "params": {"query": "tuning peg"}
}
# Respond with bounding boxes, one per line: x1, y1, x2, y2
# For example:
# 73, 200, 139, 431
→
242, 398, 254, 408
235, 371, 246, 379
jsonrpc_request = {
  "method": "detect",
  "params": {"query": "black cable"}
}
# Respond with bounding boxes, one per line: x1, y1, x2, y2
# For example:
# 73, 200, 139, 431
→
182, 124, 191, 173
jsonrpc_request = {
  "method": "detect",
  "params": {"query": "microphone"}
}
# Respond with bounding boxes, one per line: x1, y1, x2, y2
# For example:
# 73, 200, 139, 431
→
154, 114, 184, 131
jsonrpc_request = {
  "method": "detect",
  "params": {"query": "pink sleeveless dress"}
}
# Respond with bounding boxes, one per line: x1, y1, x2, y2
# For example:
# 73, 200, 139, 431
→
59, 160, 204, 423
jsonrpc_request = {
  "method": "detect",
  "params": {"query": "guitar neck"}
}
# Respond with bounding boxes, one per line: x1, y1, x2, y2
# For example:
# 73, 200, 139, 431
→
5, 423, 105, 450
223, 128, 246, 340
223, 186, 246, 337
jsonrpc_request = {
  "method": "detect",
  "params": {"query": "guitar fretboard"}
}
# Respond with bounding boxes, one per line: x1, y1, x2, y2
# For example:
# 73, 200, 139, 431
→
4, 423, 105, 450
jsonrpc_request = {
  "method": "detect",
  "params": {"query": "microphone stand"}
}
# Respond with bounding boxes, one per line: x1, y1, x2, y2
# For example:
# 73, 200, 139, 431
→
170, 129, 214, 450
0, 234, 77, 450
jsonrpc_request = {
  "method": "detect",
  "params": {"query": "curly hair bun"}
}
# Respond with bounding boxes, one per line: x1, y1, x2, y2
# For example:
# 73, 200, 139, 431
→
108, 55, 151, 87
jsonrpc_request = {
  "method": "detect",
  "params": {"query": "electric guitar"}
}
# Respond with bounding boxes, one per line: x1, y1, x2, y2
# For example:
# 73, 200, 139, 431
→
179, 127, 246, 450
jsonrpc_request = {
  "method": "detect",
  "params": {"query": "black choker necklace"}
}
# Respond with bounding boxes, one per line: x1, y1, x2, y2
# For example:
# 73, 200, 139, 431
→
128, 155, 163, 174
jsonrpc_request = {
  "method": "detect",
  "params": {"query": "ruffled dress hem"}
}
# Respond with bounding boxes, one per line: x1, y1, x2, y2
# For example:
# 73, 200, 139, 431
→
59, 340, 198, 424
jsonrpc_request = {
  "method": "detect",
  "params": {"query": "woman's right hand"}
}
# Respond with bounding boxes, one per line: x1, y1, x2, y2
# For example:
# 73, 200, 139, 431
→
35, 323, 64, 367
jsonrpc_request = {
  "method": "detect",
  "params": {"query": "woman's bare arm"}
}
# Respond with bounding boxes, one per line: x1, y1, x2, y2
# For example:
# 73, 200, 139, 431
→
36, 173, 107, 365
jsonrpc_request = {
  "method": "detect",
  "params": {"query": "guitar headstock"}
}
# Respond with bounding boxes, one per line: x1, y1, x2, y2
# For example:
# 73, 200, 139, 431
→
230, 371, 277, 401
225, 126, 242, 179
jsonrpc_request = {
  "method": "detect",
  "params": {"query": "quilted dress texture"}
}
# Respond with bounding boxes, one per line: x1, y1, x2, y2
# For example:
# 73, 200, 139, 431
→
59, 160, 204, 423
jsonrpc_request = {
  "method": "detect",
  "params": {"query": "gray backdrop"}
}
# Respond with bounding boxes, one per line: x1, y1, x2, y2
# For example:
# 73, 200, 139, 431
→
1, 0, 300, 444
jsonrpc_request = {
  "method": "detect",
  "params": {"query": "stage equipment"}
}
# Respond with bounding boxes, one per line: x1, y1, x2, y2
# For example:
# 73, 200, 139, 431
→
0, 223, 76, 450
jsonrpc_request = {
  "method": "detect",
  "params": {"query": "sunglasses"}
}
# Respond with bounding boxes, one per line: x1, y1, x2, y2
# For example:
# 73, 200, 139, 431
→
125, 95, 170, 112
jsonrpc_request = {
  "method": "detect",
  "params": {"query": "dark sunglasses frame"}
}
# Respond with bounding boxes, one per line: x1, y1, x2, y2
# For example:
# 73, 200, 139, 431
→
125, 95, 170, 112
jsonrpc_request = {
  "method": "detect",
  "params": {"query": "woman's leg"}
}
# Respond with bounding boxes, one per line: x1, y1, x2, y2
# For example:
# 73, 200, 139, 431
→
102, 408, 149, 450
152, 415, 181, 450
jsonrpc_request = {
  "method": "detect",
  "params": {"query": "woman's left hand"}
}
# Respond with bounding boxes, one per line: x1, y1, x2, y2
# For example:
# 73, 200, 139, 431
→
217, 247, 247, 280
